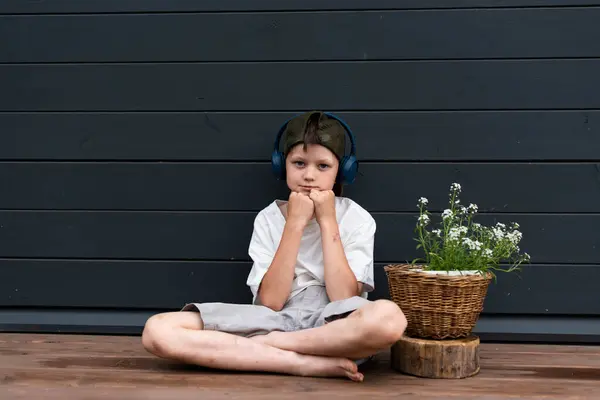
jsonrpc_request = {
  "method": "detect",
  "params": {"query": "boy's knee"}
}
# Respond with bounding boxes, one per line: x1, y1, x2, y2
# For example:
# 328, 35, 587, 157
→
142, 313, 175, 357
364, 300, 407, 344
142, 310, 204, 358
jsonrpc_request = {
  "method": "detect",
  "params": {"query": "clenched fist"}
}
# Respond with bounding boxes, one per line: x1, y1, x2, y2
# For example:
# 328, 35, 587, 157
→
309, 189, 336, 224
287, 191, 315, 227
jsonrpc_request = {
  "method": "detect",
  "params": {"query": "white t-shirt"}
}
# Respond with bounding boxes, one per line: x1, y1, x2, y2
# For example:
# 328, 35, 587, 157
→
246, 196, 376, 305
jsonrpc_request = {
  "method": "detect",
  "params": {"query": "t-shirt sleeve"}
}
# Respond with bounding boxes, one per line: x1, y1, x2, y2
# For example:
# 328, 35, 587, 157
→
344, 217, 376, 295
246, 212, 276, 304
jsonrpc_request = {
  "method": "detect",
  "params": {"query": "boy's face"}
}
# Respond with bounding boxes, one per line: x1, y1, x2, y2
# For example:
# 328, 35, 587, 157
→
285, 143, 339, 195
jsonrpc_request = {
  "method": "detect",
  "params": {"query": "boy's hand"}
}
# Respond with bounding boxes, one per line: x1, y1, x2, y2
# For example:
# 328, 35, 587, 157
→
309, 189, 336, 224
287, 192, 315, 227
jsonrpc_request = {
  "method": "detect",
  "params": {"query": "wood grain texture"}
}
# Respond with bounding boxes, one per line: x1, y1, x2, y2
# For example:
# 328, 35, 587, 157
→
391, 335, 481, 378
1, 333, 599, 399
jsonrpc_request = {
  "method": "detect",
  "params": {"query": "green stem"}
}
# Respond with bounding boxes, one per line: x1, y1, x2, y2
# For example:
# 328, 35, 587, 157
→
417, 205, 429, 264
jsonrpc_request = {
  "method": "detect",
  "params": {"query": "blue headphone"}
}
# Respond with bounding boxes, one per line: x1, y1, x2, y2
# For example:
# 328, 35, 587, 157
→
271, 112, 359, 185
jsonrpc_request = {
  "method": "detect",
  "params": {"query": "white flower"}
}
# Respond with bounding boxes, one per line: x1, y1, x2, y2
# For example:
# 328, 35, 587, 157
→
442, 209, 453, 220
462, 238, 482, 250
472, 223, 481, 230
506, 230, 523, 245
450, 183, 462, 192
447, 230, 460, 241
468, 203, 478, 213
523, 252, 531, 261
448, 226, 468, 241
492, 227, 505, 240
418, 214, 430, 226
483, 249, 493, 257
418, 197, 429, 206
432, 229, 441, 236
496, 222, 506, 229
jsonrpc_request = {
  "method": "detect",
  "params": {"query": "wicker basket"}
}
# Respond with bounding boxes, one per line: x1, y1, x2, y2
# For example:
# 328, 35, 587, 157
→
384, 264, 492, 340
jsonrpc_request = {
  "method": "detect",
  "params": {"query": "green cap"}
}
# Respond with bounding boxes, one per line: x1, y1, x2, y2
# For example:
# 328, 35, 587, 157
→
281, 111, 346, 160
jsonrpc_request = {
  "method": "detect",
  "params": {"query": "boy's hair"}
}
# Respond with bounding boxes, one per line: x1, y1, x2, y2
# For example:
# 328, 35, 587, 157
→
281, 111, 346, 196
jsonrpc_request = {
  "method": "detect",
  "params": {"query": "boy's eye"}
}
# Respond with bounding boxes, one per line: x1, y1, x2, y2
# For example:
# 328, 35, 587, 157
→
292, 161, 330, 169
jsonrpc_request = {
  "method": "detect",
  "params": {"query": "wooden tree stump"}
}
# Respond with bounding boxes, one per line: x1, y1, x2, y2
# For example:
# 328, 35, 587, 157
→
391, 335, 480, 379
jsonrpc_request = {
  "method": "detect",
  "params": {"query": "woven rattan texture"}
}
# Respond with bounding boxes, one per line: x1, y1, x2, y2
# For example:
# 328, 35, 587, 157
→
384, 264, 492, 339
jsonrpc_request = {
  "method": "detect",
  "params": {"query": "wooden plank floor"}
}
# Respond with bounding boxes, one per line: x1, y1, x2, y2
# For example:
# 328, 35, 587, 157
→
1, 333, 599, 399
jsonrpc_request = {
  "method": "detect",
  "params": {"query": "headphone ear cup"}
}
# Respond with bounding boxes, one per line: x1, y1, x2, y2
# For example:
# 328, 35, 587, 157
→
271, 150, 286, 180
338, 154, 358, 185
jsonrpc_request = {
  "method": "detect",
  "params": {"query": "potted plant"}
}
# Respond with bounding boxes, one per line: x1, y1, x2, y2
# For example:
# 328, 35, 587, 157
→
385, 183, 530, 339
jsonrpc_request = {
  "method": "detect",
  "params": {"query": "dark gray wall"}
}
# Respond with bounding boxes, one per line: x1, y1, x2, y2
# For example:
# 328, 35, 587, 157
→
1, 0, 599, 342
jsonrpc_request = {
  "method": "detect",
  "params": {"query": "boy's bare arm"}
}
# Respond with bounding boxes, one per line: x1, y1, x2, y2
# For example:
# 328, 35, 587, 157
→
257, 193, 314, 311
310, 190, 361, 301
257, 219, 304, 311
319, 219, 362, 301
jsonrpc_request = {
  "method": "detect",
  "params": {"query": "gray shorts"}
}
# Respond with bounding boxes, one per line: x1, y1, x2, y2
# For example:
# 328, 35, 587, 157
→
182, 285, 371, 337
181, 285, 373, 364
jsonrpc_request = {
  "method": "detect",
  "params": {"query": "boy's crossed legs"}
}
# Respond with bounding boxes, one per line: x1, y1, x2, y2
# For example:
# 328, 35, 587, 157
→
251, 300, 406, 360
141, 299, 406, 381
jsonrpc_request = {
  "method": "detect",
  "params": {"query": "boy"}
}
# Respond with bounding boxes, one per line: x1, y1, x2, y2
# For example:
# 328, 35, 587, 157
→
142, 111, 407, 381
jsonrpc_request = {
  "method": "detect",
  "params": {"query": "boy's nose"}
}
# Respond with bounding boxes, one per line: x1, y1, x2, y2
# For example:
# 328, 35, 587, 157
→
303, 166, 316, 181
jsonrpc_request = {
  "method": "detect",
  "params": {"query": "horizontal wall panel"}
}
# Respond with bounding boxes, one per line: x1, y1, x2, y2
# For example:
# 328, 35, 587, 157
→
2, 111, 598, 161
473, 315, 600, 343
1, 162, 600, 213
2, 310, 599, 344
1, 261, 253, 308
0, 162, 288, 211
1, 260, 598, 315
4, 9, 600, 62
3, 1, 600, 14
0, 212, 596, 263
0, 308, 151, 336
3, 61, 600, 111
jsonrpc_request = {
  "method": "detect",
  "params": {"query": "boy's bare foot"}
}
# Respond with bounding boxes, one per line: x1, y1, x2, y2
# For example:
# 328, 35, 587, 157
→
293, 353, 363, 382
253, 334, 362, 381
